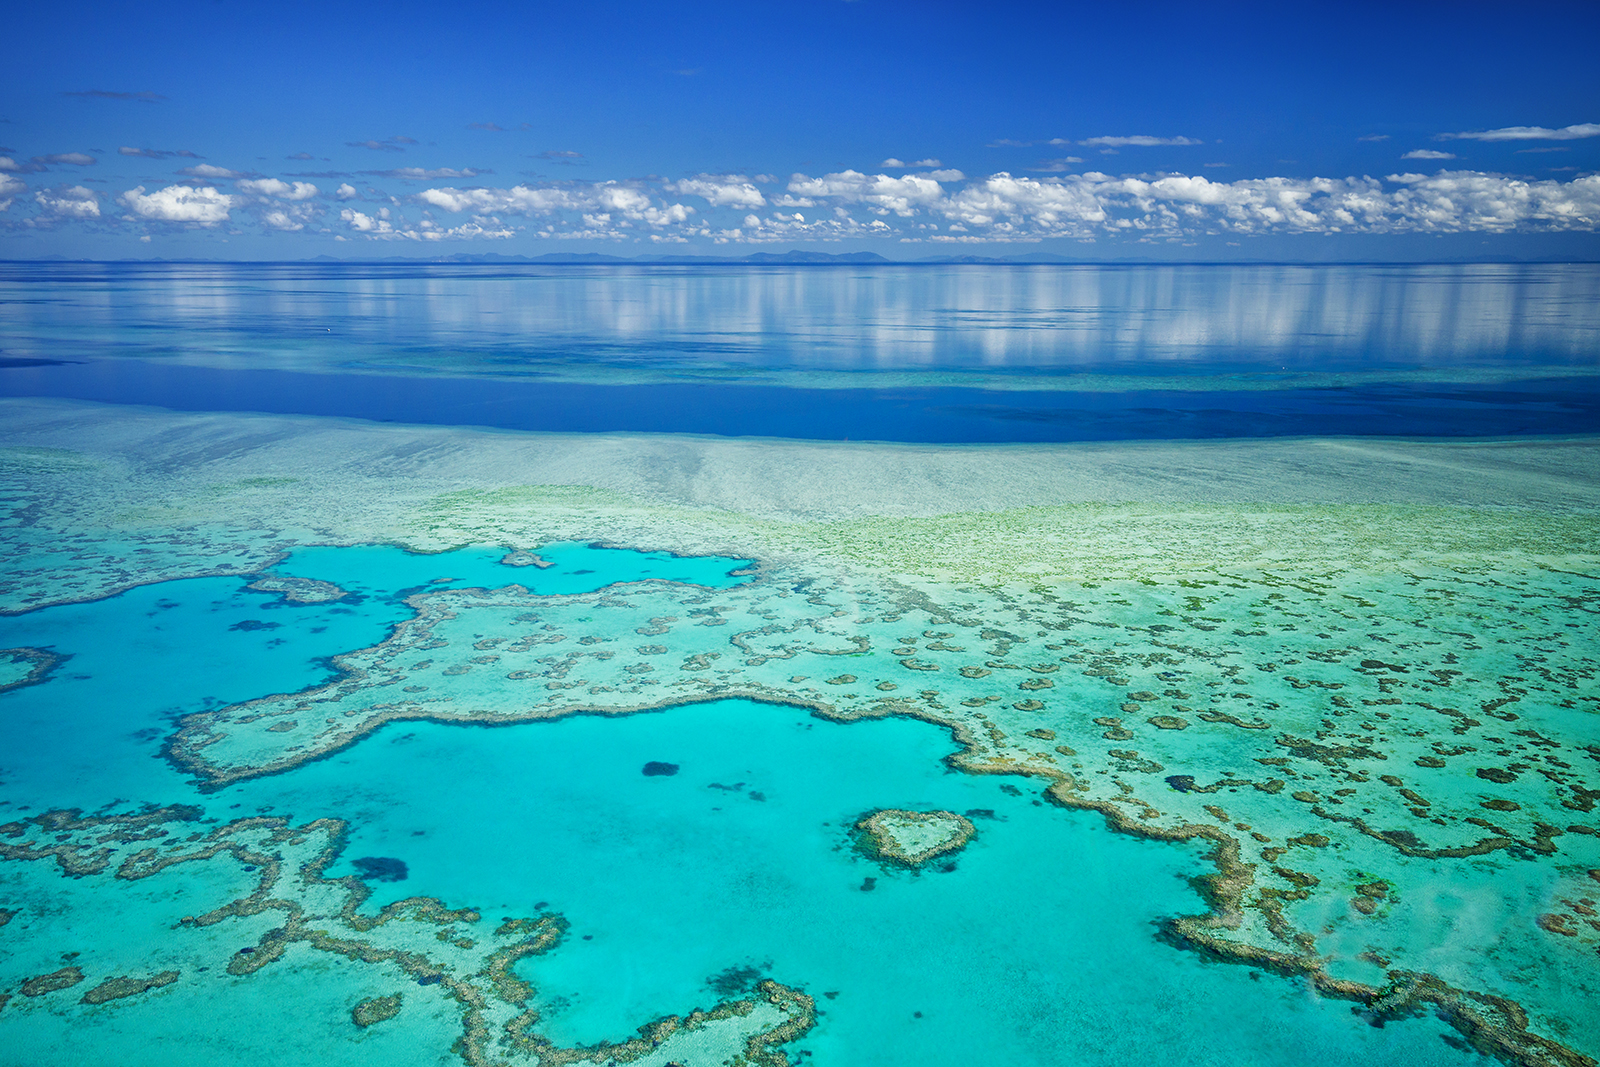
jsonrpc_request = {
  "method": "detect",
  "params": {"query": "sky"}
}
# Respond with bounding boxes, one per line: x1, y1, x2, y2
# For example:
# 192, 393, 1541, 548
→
3, 0, 1599, 260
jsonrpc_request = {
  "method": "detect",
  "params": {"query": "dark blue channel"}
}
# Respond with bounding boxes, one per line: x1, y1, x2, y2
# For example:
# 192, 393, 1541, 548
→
3, 359, 1597, 442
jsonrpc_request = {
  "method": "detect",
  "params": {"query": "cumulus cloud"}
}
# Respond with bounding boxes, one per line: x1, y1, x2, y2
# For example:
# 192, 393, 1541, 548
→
236, 178, 319, 200
258, 201, 324, 231
940, 173, 1108, 231
1379, 170, 1600, 231
0, 174, 23, 209
35, 186, 101, 218
119, 184, 235, 225
1078, 135, 1202, 147
786, 171, 949, 216
667, 175, 765, 208
335, 183, 359, 200
1403, 149, 1456, 160
1440, 122, 1600, 142
340, 205, 513, 241
120, 146, 198, 159
0, 157, 41, 173
180, 163, 244, 180
341, 207, 392, 233
774, 167, 1600, 239
417, 181, 692, 227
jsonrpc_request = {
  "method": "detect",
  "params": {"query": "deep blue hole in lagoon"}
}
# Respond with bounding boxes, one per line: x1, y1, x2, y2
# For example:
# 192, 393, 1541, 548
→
0, 543, 1487, 1065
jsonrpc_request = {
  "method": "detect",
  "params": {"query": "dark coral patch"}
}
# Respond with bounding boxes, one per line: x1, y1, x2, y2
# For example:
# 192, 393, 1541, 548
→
352, 856, 409, 882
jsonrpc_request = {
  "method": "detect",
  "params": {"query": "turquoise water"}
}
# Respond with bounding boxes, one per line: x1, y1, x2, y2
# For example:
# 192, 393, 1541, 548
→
0, 543, 751, 811
233, 702, 1475, 1067
0, 544, 1478, 1065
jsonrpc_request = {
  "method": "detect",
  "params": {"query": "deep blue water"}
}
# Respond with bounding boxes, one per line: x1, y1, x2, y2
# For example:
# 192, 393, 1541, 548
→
5, 358, 1597, 440
2, 261, 1597, 441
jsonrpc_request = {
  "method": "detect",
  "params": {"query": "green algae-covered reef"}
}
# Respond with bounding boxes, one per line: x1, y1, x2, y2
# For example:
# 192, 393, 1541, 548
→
854, 810, 976, 868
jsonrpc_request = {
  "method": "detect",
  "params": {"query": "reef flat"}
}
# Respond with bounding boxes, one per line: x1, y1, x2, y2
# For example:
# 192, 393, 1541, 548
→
854, 810, 976, 868
0, 647, 59, 694
0, 398, 1597, 1065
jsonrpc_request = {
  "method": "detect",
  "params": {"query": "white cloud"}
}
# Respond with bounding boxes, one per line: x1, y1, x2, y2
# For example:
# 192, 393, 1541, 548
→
35, 186, 100, 218
882, 157, 942, 168
119, 184, 235, 225
341, 207, 391, 233
786, 170, 948, 216
180, 163, 244, 180
927, 169, 965, 182
335, 183, 359, 200
236, 178, 319, 200
1402, 149, 1456, 160
0, 174, 24, 209
667, 176, 765, 208
418, 181, 693, 226
1, 153, 95, 172
40, 152, 97, 166
1380, 170, 1600, 231
775, 167, 1600, 239
941, 173, 1107, 232
1440, 122, 1600, 142
363, 167, 480, 180
340, 205, 514, 241
1078, 135, 1202, 147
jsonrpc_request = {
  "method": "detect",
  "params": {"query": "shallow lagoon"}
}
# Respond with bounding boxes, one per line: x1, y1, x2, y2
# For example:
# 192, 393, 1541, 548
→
0, 544, 1477, 1066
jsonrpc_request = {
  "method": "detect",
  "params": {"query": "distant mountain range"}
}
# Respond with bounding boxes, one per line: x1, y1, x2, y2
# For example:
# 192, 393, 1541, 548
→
10, 250, 1585, 265
304, 250, 1096, 265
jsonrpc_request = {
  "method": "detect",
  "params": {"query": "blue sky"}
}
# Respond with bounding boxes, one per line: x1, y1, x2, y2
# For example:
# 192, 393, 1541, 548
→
3, 0, 1598, 259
